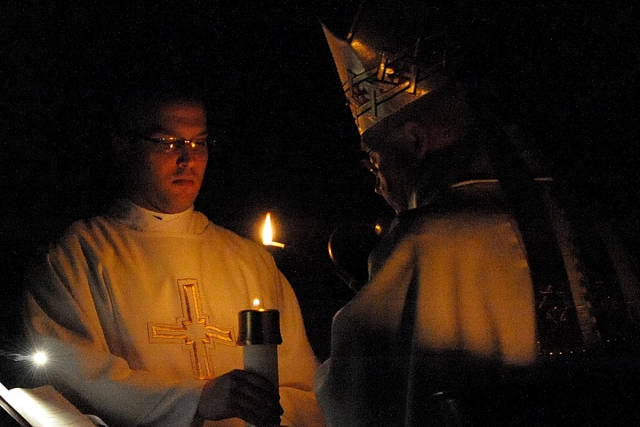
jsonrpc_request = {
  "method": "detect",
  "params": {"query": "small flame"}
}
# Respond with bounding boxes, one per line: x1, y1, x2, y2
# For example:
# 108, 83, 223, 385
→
262, 213, 285, 248
262, 213, 273, 245
252, 298, 265, 311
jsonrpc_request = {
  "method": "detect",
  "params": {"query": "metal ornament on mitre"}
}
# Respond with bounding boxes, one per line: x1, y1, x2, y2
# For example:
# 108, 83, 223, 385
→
321, 2, 451, 140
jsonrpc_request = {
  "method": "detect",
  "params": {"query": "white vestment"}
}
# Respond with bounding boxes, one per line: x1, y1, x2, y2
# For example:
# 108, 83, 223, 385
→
24, 201, 325, 427
315, 179, 640, 426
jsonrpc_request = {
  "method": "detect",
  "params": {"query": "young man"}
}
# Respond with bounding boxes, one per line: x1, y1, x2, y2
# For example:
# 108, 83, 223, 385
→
315, 2, 640, 426
23, 93, 325, 427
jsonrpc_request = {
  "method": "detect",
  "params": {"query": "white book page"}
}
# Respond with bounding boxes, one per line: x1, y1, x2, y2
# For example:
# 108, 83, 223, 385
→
1, 385, 95, 427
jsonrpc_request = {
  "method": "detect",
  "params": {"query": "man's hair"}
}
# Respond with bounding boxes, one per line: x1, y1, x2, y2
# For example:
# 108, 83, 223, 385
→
114, 86, 205, 136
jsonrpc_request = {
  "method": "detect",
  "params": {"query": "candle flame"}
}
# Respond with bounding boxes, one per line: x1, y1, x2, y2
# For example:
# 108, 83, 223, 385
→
262, 213, 285, 248
252, 298, 265, 311
262, 213, 273, 245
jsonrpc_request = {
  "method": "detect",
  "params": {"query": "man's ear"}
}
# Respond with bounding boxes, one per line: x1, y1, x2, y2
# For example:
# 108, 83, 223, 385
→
401, 120, 431, 159
403, 118, 462, 159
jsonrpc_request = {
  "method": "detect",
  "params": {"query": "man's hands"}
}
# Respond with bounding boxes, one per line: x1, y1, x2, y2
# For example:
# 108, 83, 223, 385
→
196, 369, 283, 426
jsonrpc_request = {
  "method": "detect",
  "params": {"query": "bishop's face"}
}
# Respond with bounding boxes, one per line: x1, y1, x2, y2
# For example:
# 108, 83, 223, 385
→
124, 101, 209, 214
362, 135, 420, 214
361, 110, 470, 214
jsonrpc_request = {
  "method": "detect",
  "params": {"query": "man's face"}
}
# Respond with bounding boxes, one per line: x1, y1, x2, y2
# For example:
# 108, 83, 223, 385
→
125, 101, 209, 214
362, 132, 419, 214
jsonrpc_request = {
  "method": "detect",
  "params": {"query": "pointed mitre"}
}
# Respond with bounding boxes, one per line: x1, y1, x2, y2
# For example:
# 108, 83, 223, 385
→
321, 1, 453, 140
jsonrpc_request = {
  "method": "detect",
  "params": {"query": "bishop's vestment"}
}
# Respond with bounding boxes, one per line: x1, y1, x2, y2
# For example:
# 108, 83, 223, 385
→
315, 179, 640, 426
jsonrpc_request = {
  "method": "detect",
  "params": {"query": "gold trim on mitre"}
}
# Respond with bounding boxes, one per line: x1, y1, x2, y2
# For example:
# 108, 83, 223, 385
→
322, 23, 448, 138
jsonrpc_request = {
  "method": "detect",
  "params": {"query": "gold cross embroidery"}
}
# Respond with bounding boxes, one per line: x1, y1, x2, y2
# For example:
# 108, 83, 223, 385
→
148, 279, 234, 380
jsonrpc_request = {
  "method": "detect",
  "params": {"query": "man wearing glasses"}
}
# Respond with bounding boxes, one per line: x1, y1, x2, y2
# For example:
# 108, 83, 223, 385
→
22, 92, 325, 427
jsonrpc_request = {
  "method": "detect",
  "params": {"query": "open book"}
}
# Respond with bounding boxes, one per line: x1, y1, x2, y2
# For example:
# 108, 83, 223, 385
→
0, 382, 106, 427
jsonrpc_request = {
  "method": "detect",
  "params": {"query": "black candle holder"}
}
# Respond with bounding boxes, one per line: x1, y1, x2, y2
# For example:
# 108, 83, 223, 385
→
237, 309, 282, 346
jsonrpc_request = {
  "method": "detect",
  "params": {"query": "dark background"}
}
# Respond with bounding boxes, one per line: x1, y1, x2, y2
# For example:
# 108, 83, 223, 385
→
1, 2, 639, 365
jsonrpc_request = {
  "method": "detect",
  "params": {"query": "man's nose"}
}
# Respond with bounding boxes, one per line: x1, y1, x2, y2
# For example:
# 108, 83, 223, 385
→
374, 175, 383, 196
176, 144, 193, 163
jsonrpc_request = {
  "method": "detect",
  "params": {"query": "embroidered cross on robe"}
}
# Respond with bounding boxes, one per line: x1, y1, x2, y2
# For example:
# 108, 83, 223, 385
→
148, 279, 234, 380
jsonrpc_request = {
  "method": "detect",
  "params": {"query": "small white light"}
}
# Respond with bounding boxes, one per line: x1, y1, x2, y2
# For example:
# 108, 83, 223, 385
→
32, 351, 48, 366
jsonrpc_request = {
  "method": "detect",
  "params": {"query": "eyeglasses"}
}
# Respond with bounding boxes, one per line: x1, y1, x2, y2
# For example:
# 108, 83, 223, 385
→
360, 122, 405, 175
128, 132, 213, 156
361, 149, 381, 175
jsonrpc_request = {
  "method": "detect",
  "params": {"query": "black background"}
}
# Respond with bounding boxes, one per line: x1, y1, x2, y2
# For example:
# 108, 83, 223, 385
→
1, 2, 639, 364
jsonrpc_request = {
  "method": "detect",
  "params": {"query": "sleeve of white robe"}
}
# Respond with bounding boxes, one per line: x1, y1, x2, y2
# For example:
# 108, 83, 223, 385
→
24, 246, 205, 427
315, 208, 538, 427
